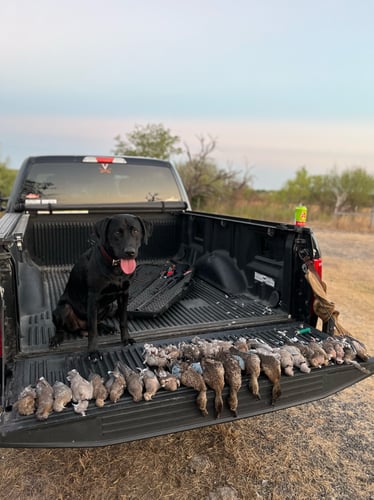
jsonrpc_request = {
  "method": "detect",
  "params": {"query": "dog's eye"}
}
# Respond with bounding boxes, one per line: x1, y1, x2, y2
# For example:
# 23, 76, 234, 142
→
131, 228, 139, 235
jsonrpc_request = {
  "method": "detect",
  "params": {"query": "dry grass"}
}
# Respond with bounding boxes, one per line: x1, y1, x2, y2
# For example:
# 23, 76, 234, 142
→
1, 229, 373, 500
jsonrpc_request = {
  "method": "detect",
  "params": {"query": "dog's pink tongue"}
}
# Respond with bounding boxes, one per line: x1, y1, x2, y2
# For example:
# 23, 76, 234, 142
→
120, 259, 136, 275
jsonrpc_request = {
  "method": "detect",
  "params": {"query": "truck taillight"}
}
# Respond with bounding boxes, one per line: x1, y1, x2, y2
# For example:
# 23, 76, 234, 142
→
313, 257, 322, 279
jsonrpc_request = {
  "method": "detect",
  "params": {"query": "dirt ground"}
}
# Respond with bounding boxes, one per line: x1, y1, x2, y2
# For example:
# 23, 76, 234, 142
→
1, 229, 373, 500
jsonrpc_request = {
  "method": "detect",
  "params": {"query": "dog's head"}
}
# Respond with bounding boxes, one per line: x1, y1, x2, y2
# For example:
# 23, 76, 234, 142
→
94, 214, 153, 275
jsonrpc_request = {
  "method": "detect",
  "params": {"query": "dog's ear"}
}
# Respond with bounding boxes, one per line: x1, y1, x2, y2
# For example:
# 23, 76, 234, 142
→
137, 217, 153, 245
94, 217, 111, 245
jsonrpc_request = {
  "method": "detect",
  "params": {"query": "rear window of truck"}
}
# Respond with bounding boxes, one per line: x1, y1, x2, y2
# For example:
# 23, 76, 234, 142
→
19, 160, 183, 206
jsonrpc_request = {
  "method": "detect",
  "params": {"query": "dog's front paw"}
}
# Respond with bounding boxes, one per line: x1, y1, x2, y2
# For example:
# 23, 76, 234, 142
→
88, 350, 103, 363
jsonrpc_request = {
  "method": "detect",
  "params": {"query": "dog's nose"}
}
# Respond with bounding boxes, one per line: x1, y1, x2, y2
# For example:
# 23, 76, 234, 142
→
124, 248, 136, 258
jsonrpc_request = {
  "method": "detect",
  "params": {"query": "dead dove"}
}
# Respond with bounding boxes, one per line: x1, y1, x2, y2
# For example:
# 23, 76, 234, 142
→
66, 369, 93, 402
140, 369, 161, 401
108, 366, 127, 403
321, 338, 337, 362
178, 362, 208, 417
230, 347, 262, 399
255, 352, 282, 405
52, 381, 73, 412
142, 343, 169, 368
337, 336, 371, 374
216, 350, 242, 417
275, 347, 295, 376
35, 377, 54, 421
157, 368, 180, 392
346, 336, 370, 362
178, 341, 201, 362
201, 357, 225, 418
294, 342, 329, 368
233, 337, 250, 352
89, 373, 109, 407
282, 345, 311, 373
192, 338, 233, 358
14, 385, 36, 416
337, 335, 370, 362
118, 362, 144, 402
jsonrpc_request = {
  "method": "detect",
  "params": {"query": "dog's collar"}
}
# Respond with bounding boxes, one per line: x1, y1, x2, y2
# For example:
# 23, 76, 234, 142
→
99, 245, 120, 267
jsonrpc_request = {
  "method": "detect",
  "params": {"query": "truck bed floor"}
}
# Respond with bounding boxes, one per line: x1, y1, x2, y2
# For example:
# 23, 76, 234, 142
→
19, 263, 287, 355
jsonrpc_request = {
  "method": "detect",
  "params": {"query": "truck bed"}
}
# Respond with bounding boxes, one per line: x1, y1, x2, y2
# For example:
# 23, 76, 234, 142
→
5, 258, 374, 448
8, 259, 373, 448
1, 210, 373, 448
19, 261, 288, 355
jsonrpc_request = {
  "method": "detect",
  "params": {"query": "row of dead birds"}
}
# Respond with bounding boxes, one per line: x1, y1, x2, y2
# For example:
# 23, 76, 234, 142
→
14, 362, 148, 421
15, 333, 370, 421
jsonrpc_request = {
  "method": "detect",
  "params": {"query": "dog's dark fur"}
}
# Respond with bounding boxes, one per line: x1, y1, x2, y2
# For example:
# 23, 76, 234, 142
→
50, 214, 152, 356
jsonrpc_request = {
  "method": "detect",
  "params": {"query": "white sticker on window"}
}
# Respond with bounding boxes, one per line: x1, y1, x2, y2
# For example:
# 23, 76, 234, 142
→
25, 199, 41, 205
41, 199, 57, 204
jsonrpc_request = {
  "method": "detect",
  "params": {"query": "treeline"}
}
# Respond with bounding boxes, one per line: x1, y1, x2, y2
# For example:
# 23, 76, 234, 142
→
274, 166, 374, 214
0, 159, 18, 198
113, 123, 374, 216
2, 124, 374, 220
113, 124, 253, 210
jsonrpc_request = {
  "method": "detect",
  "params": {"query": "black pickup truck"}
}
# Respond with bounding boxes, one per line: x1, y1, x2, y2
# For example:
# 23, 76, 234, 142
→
0, 155, 372, 447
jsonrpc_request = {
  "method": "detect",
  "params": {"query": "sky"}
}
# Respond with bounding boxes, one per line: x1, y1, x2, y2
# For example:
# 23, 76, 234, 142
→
0, 0, 373, 190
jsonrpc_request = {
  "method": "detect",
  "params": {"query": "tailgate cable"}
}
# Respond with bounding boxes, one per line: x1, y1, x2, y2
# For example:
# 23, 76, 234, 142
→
298, 249, 349, 336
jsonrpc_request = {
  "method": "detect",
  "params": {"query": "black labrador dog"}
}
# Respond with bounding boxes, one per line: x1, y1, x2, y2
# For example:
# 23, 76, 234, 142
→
50, 214, 152, 358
